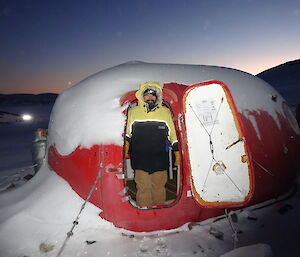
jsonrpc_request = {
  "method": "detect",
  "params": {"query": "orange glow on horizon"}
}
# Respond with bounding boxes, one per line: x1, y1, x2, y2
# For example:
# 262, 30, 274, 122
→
0, 85, 65, 95
1, 57, 298, 94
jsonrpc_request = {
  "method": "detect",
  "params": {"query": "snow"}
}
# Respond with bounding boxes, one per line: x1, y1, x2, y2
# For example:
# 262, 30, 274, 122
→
220, 244, 273, 257
1, 62, 300, 257
0, 104, 52, 171
48, 62, 290, 155
243, 111, 262, 140
1, 159, 299, 256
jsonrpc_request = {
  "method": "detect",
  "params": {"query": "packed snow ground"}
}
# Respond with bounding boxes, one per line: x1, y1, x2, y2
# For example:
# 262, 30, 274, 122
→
0, 102, 299, 257
1, 161, 299, 257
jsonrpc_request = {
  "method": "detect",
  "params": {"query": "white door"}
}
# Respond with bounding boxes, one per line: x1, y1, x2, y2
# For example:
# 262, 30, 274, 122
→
184, 82, 253, 207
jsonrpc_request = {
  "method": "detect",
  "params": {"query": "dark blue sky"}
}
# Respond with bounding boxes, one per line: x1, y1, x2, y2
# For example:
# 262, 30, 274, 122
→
1, 0, 299, 93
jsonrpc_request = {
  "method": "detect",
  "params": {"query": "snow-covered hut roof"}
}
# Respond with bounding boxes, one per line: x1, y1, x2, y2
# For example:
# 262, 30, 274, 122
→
48, 62, 285, 155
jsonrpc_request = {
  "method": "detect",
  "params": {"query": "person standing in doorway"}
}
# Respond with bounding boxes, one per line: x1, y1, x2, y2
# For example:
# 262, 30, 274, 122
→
125, 82, 180, 207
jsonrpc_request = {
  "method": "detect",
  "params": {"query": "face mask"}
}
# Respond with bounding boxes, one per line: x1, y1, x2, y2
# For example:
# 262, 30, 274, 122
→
146, 100, 156, 110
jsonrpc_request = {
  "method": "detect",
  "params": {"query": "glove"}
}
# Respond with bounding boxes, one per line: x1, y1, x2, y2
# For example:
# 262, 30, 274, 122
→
174, 151, 180, 166
124, 140, 130, 159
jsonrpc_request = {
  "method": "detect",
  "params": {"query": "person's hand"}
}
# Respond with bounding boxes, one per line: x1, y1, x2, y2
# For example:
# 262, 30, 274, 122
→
124, 141, 130, 159
174, 151, 180, 166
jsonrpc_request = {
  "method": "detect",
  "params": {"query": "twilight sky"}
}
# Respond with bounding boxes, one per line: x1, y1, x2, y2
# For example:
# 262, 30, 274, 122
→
1, 0, 300, 94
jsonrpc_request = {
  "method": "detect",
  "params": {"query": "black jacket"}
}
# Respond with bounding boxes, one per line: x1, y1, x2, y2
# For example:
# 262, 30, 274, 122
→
125, 82, 178, 173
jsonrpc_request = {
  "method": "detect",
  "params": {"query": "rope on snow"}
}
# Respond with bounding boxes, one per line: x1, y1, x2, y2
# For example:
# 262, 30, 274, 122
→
225, 208, 240, 249
0, 163, 38, 174
55, 146, 103, 257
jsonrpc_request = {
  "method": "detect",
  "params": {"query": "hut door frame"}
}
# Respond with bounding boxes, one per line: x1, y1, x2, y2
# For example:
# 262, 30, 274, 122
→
183, 81, 254, 207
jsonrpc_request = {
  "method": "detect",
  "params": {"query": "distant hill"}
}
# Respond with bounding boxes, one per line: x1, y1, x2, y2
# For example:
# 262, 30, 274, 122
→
0, 111, 22, 123
0, 93, 58, 106
257, 59, 300, 108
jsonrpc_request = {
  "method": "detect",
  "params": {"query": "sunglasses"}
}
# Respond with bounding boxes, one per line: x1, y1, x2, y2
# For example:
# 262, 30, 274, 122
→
143, 89, 157, 96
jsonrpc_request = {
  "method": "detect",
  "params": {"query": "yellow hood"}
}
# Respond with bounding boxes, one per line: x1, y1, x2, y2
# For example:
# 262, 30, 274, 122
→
135, 82, 163, 109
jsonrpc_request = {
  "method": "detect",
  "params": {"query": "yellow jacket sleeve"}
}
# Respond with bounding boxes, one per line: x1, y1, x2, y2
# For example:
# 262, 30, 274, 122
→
167, 109, 177, 146
174, 151, 180, 166
125, 108, 133, 139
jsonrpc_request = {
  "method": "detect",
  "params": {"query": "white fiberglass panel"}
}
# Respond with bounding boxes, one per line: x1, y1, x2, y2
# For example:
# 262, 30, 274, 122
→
184, 83, 251, 205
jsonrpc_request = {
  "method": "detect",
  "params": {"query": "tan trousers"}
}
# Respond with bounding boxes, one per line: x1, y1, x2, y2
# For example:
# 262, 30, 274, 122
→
135, 169, 168, 207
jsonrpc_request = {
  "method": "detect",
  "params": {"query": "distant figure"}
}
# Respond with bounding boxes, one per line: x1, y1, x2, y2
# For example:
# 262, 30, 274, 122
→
31, 128, 47, 173
125, 82, 180, 207
296, 102, 300, 127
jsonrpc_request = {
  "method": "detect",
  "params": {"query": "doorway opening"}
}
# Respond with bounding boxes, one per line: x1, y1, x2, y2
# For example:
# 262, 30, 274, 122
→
122, 97, 181, 209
